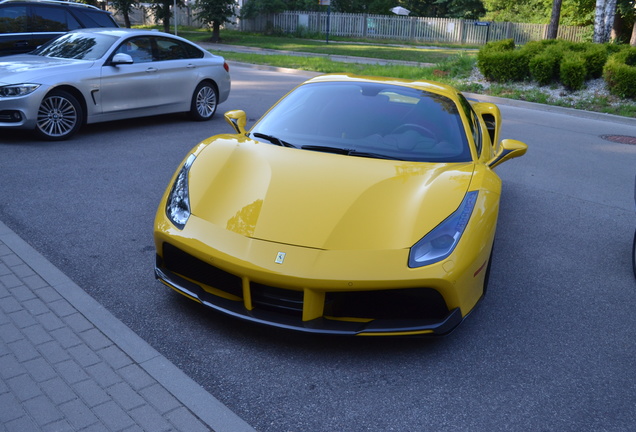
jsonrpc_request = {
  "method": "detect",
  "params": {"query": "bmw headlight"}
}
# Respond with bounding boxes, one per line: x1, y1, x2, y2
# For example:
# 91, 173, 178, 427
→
166, 154, 196, 229
0, 84, 40, 98
409, 191, 478, 268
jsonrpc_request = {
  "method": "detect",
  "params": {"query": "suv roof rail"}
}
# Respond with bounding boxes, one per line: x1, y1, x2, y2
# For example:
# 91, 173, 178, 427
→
0, 0, 101, 9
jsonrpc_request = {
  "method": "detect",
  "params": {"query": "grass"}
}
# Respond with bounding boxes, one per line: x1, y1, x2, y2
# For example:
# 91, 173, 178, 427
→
216, 51, 475, 82
144, 26, 477, 64
153, 26, 636, 118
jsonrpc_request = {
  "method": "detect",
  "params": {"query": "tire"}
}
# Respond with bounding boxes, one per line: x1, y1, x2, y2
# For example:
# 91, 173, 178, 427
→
189, 81, 218, 121
632, 229, 636, 279
35, 90, 83, 141
482, 248, 493, 297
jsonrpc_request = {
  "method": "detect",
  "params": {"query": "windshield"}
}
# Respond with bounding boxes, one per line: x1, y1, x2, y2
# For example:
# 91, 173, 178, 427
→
250, 81, 471, 163
31, 32, 118, 60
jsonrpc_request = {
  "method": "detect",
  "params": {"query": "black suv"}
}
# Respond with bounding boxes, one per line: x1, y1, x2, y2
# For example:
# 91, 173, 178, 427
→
0, 0, 118, 56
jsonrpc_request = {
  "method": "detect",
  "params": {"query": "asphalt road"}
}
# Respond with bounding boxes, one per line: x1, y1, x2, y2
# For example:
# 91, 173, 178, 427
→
2, 64, 636, 432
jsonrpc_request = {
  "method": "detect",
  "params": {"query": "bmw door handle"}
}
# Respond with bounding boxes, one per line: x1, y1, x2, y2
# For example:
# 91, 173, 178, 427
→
187, 64, 196, 69
145, 67, 158, 73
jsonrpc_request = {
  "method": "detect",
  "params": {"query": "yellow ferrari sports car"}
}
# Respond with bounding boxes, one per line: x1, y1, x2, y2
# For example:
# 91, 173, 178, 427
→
154, 74, 527, 336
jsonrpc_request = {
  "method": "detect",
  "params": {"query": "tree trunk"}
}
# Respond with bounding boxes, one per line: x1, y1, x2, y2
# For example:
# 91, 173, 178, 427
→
603, 0, 617, 42
212, 20, 221, 42
631, 20, 636, 46
546, 0, 563, 39
594, 0, 605, 42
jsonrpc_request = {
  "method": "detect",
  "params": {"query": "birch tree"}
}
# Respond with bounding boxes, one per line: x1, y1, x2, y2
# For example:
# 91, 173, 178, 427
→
594, 0, 617, 42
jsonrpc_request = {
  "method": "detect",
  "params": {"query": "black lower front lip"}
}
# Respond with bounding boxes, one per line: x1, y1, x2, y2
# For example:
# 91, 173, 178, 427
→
155, 266, 463, 336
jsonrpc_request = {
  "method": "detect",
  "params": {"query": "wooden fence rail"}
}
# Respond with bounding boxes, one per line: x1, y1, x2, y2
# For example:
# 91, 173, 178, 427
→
108, 7, 587, 46
240, 11, 588, 45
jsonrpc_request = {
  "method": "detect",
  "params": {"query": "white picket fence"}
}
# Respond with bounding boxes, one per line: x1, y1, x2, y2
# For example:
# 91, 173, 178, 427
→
108, 7, 587, 45
240, 11, 587, 45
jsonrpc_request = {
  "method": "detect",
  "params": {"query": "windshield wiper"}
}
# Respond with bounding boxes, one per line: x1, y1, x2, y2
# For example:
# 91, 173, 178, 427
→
301, 145, 349, 154
252, 133, 295, 148
347, 150, 396, 160
302, 145, 395, 160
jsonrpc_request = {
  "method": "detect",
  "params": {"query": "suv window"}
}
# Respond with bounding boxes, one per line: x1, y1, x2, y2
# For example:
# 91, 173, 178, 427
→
0, 5, 27, 32
0, 0, 118, 56
31, 5, 81, 31
73, 8, 116, 27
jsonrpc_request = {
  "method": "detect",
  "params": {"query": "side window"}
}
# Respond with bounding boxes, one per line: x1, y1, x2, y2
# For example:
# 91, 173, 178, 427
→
154, 37, 204, 61
0, 5, 28, 32
30, 6, 81, 32
457, 94, 483, 157
115, 37, 154, 63
73, 9, 117, 28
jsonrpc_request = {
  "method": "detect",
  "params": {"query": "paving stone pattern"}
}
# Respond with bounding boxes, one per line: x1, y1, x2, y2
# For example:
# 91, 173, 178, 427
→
0, 238, 212, 432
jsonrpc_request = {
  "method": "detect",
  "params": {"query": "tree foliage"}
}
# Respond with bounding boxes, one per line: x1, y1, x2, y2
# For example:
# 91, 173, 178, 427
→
482, 0, 594, 25
242, 0, 483, 19
195, 0, 236, 42
109, 0, 137, 28
149, 0, 185, 33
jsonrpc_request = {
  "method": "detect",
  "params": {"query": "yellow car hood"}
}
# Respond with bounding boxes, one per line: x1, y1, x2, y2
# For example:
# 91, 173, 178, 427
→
188, 138, 475, 251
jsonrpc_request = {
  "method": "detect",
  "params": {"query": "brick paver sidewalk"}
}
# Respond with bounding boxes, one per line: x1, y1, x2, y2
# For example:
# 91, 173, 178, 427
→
0, 221, 256, 432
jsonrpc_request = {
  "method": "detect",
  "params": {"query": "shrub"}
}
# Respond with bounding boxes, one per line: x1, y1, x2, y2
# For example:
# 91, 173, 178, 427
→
477, 39, 530, 82
482, 38, 515, 52
581, 44, 608, 79
603, 47, 636, 99
529, 47, 562, 85
522, 40, 554, 57
560, 53, 587, 90
478, 49, 531, 82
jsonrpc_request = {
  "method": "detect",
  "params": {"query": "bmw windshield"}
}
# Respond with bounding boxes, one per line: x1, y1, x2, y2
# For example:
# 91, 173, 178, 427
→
31, 32, 118, 60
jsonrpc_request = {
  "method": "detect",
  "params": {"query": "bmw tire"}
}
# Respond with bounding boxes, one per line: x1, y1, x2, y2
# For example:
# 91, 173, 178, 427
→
190, 81, 218, 121
35, 90, 83, 141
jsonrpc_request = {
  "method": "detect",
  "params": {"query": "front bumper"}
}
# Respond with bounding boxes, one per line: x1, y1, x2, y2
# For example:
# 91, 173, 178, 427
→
155, 262, 463, 336
0, 90, 44, 130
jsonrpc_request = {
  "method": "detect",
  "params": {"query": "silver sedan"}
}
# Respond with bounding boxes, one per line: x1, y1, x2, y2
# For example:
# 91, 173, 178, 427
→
0, 28, 231, 140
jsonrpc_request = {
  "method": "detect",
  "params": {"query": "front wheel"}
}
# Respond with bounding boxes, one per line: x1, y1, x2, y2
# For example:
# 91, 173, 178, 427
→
35, 90, 83, 141
189, 81, 217, 121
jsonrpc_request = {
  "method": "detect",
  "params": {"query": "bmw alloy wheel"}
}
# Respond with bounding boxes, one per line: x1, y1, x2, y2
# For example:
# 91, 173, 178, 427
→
190, 82, 217, 121
36, 90, 82, 140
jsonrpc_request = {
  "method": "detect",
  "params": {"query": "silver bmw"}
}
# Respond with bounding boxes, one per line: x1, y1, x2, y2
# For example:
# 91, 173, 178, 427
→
0, 28, 231, 141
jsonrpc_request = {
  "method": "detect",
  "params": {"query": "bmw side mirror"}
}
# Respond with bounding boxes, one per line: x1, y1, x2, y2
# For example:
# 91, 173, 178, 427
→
111, 53, 133, 65
224, 110, 247, 135
488, 139, 528, 169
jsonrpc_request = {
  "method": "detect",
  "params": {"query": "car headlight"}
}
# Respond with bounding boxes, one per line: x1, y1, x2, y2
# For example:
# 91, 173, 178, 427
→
0, 84, 40, 98
166, 154, 196, 229
408, 191, 478, 268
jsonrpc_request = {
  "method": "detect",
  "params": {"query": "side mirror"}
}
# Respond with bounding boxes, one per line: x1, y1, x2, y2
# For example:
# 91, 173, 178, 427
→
111, 53, 133, 65
224, 110, 247, 134
488, 139, 527, 169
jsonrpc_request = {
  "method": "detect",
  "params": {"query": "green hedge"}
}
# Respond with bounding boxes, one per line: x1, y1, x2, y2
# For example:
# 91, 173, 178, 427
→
582, 44, 608, 79
528, 46, 562, 85
560, 52, 586, 90
476, 39, 617, 94
603, 47, 636, 99
477, 39, 530, 82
